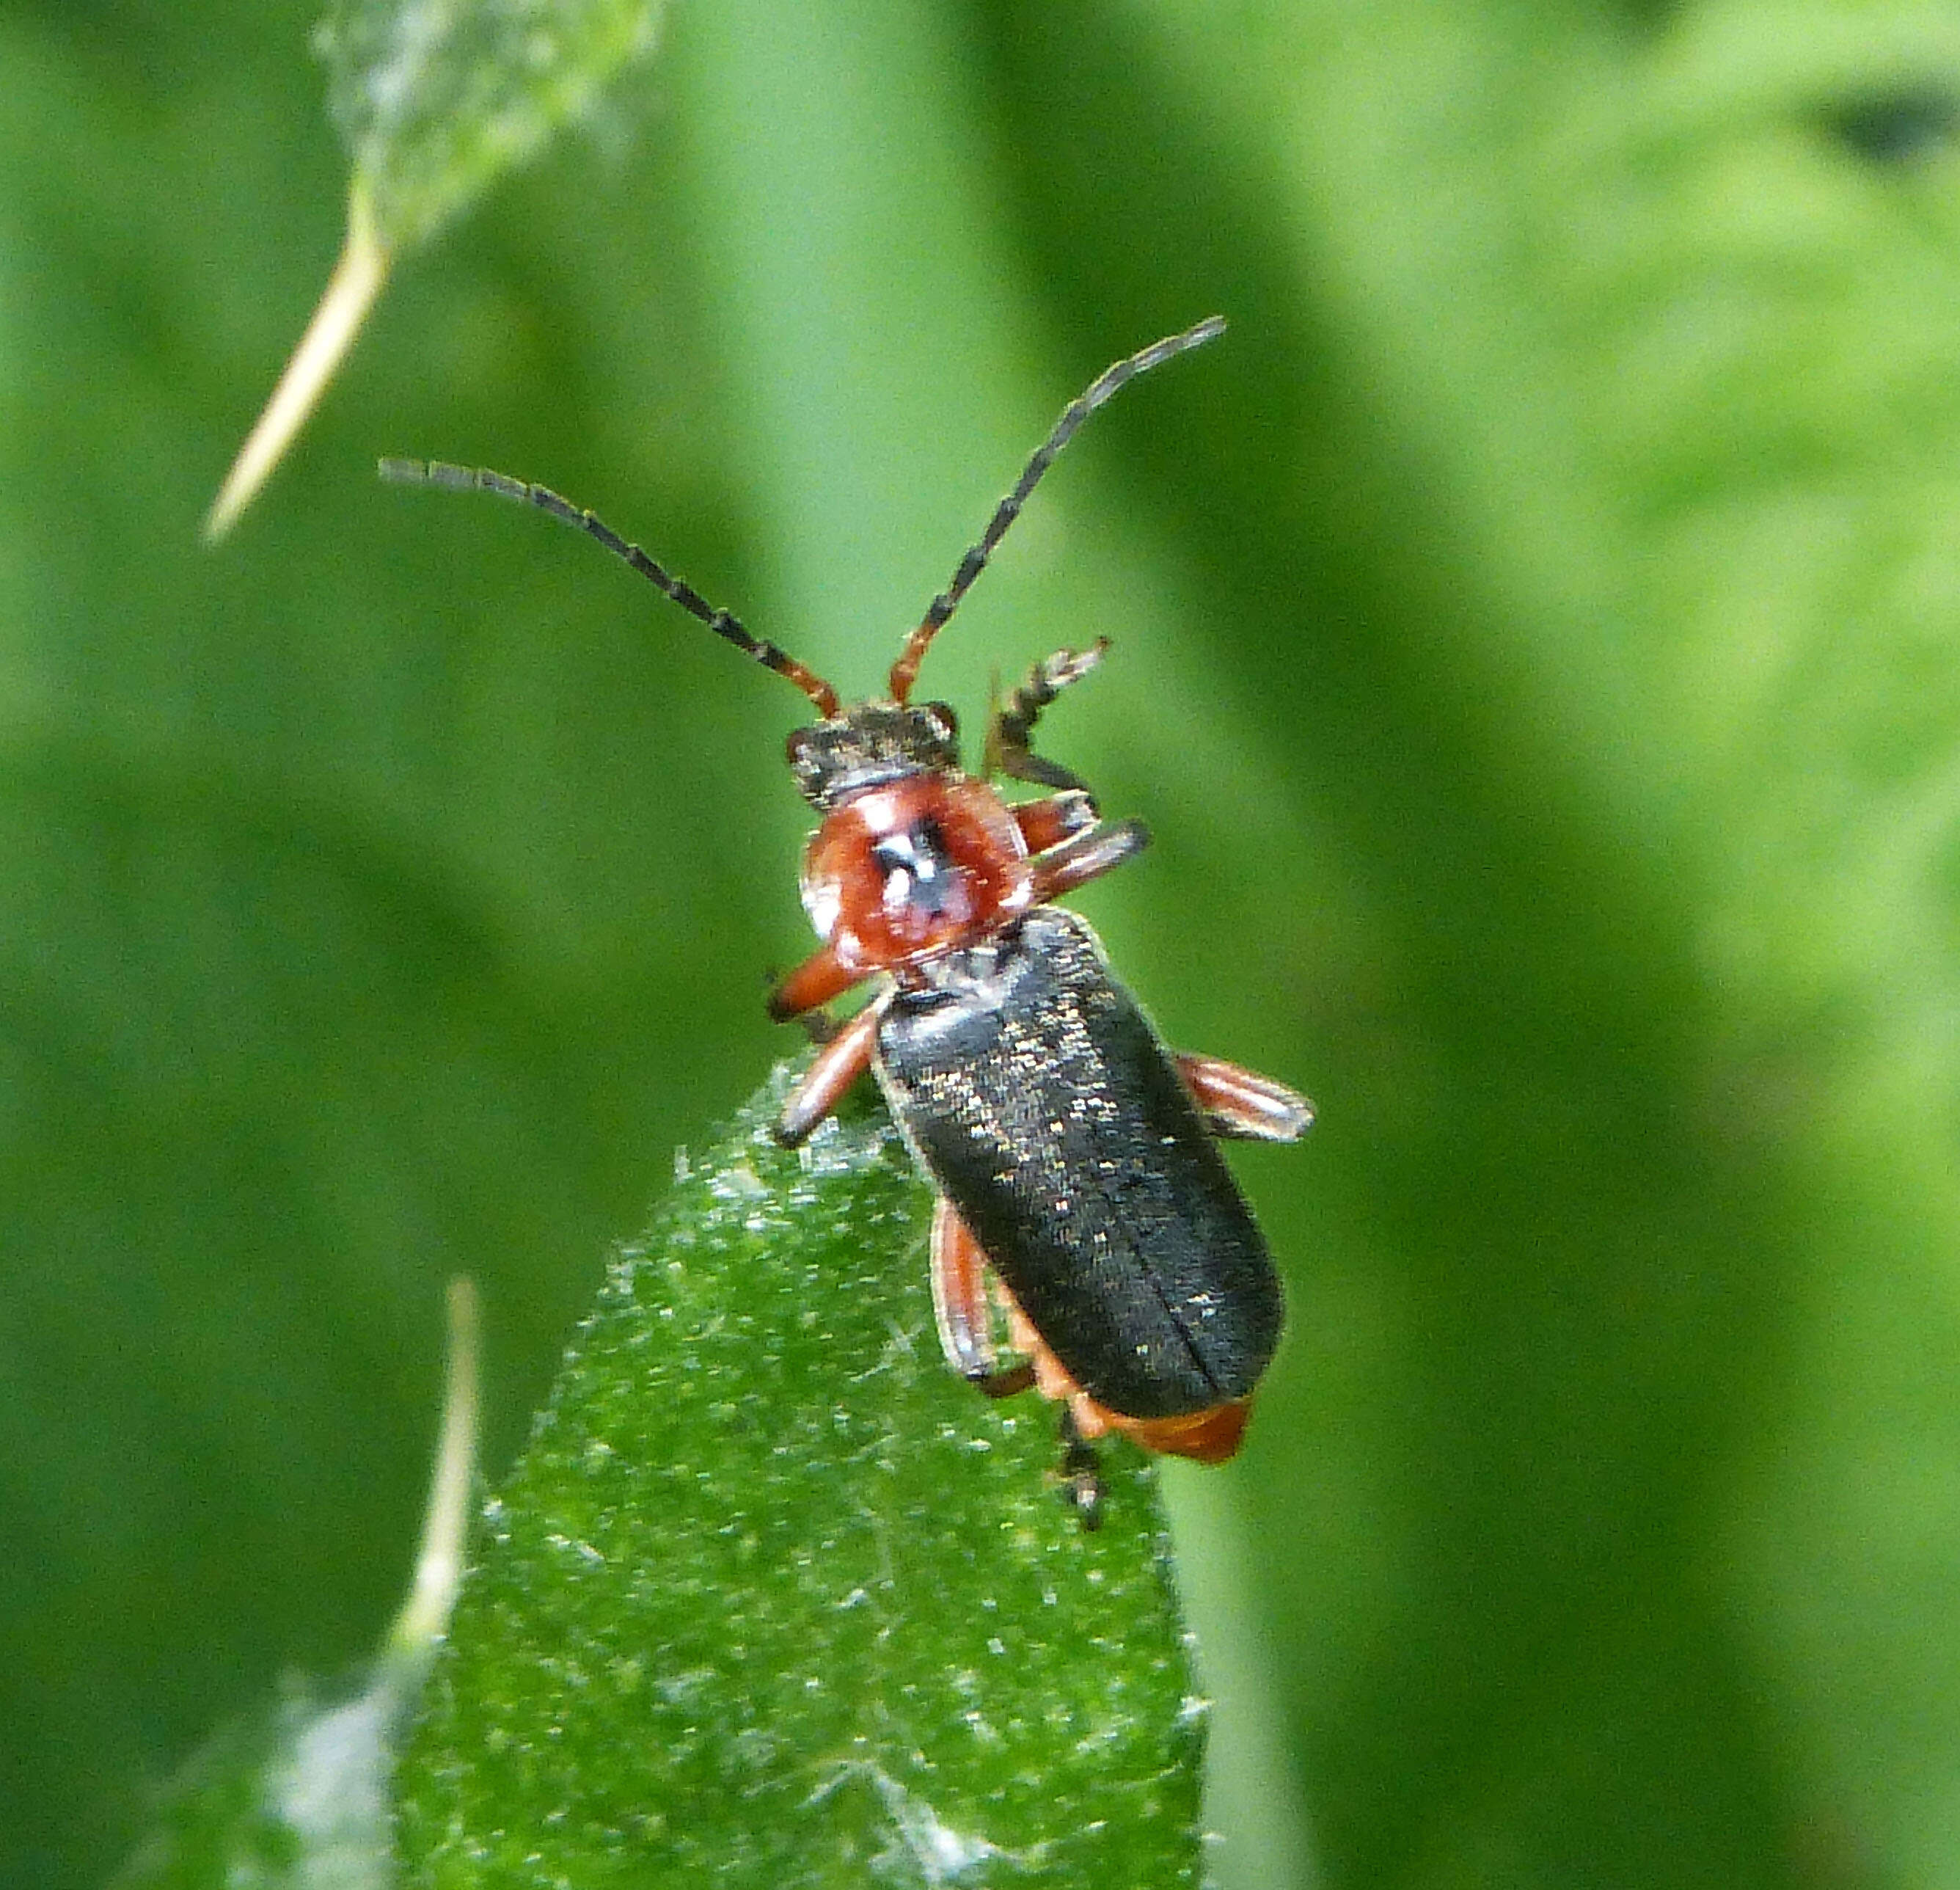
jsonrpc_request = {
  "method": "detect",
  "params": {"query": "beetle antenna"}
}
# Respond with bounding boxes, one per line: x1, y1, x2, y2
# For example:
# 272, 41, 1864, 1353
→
886, 314, 1226, 705
379, 459, 842, 719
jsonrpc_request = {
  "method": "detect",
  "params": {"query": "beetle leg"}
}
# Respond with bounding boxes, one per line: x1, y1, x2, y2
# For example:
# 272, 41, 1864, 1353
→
931, 1197, 1036, 1397
1177, 1053, 1316, 1142
1029, 817, 1150, 903
985, 641, 1108, 798
773, 999, 885, 1146
795, 1006, 842, 1047
1011, 789, 1099, 856
767, 941, 864, 1022
1057, 1406, 1107, 1530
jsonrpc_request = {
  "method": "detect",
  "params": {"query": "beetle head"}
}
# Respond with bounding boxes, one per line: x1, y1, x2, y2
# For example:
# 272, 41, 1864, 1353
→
786, 701, 961, 810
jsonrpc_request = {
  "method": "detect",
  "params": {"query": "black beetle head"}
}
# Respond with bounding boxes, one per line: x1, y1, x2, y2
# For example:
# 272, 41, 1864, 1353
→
786, 701, 961, 809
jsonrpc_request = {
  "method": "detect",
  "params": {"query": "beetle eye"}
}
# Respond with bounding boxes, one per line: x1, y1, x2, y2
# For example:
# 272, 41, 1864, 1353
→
921, 701, 958, 742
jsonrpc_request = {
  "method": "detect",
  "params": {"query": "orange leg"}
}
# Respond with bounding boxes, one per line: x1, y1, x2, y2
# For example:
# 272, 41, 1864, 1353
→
1011, 789, 1098, 856
1176, 1053, 1315, 1142
767, 943, 863, 1024
773, 1000, 883, 1147
1056, 1404, 1106, 1530
930, 1197, 1034, 1395
1028, 817, 1150, 903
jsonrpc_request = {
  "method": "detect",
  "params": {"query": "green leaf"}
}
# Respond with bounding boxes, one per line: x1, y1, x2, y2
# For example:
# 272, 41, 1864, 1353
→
112, 1285, 479, 1890
111, 1676, 399, 1890
316, 0, 663, 255
206, 0, 661, 538
398, 1066, 1204, 1888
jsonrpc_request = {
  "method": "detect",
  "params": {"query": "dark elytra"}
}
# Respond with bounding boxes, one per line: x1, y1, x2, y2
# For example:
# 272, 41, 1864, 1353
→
876, 907, 1284, 1420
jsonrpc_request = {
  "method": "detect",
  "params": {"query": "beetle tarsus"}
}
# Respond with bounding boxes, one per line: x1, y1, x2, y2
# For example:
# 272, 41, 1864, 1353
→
987, 640, 1109, 799
1058, 1407, 1106, 1531
797, 1008, 841, 1046
965, 1362, 1036, 1400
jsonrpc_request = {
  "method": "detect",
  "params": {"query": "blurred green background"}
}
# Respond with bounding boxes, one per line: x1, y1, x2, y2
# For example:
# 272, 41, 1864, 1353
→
12, 0, 1960, 1885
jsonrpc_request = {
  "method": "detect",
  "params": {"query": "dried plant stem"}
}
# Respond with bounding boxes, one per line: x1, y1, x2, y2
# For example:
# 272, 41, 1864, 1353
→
204, 183, 390, 541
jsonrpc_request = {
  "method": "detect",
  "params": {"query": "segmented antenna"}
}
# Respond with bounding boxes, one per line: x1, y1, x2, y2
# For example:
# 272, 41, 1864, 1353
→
379, 459, 842, 719
886, 314, 1227, 706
